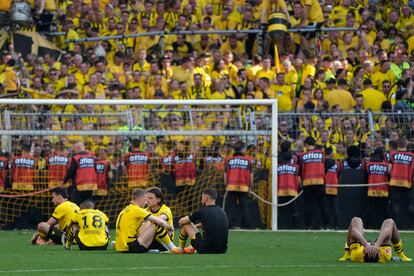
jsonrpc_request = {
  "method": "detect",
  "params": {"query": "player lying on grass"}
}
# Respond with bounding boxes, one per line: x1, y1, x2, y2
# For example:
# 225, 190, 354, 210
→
32, 187, 79, 245
145, 187, 174, 252
64, 200, 109, 250
115, 189, 179, 253
176, 188, 229, 254
339, 217, 412, 263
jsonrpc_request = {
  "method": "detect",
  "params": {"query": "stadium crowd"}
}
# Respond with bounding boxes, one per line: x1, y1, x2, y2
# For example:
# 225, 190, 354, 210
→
1, 0, 414, 230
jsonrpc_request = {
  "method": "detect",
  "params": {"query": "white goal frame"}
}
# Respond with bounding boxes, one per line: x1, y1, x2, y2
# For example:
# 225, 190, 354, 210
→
0, 99, 279, 230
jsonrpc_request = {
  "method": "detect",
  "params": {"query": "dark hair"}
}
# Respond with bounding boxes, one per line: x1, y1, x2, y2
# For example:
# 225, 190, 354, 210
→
304, 137, 316, 146
347, 145, 360, 158
131, 189, 146, 200
280, 140, 291, 152
233, 140, 245, 153
388, 140, 398, 151
146, 187, 164, 205
363, 242, 379, 263
53, 187, 68, 199
130, 138, 141, 148
80, 200, 95, 209
370, 147, 384, 162
203, 188, 217, 200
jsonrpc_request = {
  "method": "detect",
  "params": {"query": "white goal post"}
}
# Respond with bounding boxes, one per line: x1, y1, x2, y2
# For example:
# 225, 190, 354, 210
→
0, 99, 279, 230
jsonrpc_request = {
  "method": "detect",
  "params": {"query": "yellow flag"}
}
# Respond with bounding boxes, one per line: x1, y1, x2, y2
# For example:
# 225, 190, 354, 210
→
274, 44, 281, 74
22, 87, 54, 99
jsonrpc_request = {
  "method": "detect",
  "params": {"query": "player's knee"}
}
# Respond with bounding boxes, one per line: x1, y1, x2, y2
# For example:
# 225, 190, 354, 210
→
37, 222, 48, 232
383, 218, 395, 225
351, 217, 362, 224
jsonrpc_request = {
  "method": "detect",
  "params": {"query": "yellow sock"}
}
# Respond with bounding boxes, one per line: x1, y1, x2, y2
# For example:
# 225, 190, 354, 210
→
155, 227, 173, 245
393, 240, 412, 261
178, 233, 188, 249
338, 242, 350, 261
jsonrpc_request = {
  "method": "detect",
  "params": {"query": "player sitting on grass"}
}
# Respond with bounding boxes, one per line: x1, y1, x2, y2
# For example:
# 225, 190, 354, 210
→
176, 188, 229, 254
65, 200, 109, 250
146, 187, 174, 252
115, 189, 179, 253
32, 187, 79, 245
339, 217, 412, 263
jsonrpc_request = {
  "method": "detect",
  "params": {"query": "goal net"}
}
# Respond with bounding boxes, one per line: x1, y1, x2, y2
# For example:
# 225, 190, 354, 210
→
0, 99, 278, 229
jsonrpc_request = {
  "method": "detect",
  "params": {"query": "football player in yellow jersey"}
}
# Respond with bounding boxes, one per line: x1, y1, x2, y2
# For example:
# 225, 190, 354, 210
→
115, 189, 179, 253
339, 217, 411, 263
32, 187, 80, 245
146, 187, 174, 252
65, 200, 109, 250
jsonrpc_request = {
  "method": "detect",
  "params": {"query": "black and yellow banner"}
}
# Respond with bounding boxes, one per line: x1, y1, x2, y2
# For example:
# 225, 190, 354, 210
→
12, 31, 62, 59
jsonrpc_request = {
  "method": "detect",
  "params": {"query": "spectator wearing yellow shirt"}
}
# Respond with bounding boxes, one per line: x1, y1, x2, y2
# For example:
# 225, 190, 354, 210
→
359, 79, 387, 112
246, 55, 263, 81
83, 73, 106, 99
299, 0, 324, 52
210, 59, 228, 82
272, 72, 294, 112
3, 59, 18, 94
255, 56, 276, 82
325, 78, 356, 111
212, 7, 234, 31
62, 19, 80, 52
146, 74, 168, 99
329, 0, 352, 27
190, 73, 209, 99
171, 56, 195, 88
372, 60, 396, 89
173, 35, 194, 59
220, 35, 246, 56
208, 79, 227, 100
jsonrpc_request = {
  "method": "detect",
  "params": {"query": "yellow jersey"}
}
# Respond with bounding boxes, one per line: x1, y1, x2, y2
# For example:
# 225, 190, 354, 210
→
115, 204, 151, 252
51, 201, 80, 232
146, 204, 174, 237
72, 208, 109, 247
350, 243, 392, 263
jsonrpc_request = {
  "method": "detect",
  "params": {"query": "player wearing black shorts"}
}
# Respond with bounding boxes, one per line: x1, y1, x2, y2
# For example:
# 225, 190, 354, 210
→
176, 188, 229, 254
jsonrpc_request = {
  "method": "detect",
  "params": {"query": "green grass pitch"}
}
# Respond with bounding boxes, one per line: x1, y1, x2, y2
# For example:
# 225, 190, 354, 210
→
1, 230, 414, 275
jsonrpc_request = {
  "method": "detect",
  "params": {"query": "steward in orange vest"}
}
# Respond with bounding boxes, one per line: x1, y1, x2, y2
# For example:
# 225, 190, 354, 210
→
365, 147, 390, 229
63, 141, 97, 205
224, 140, 253, 229
277, 140, 299, 229
324, 147, 340, 229
11, 141, 38, 191
388, 139, 414, 229
124, 139, 151, 188
299, 137, 326, 229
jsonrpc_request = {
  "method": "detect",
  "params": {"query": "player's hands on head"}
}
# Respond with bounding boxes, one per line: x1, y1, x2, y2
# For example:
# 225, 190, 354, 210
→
364, 244, 379, 259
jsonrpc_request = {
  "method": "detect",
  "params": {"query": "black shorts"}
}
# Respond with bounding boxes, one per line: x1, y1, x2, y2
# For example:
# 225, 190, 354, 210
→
303, 22, 323, 39
148, 240, 168, 252
48, 226, 64, 245
127, 240, 148, 253
190, 232, 205, 252
190, 233, 227, 254
75, 236, 108, 251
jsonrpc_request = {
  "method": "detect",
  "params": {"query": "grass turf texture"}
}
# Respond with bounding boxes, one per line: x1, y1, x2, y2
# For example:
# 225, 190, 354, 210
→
1, 230, 414, 275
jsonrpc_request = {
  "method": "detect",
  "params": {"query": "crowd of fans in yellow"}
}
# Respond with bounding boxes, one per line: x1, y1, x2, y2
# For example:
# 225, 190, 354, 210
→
0, 0, 413, 157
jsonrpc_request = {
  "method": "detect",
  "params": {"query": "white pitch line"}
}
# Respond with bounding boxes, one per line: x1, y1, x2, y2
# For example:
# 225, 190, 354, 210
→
1, 264, 414, 273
